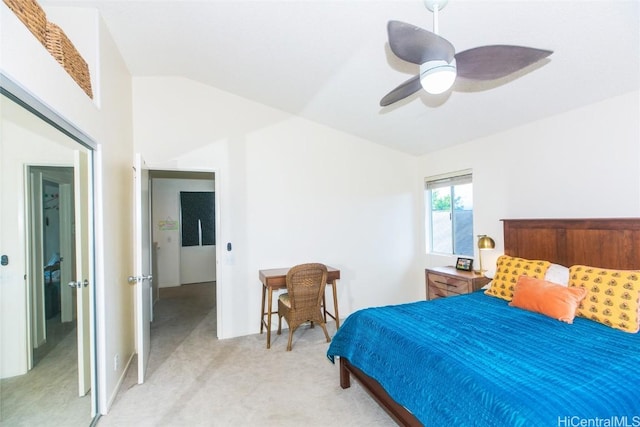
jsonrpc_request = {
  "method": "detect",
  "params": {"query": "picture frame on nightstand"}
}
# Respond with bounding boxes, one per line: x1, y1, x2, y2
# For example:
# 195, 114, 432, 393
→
455, 257, 473, 271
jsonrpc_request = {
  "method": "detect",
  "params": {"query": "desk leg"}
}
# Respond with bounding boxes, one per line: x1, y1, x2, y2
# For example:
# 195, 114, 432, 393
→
322, 294, 327, 324
260, 284, 266, 334
266, 288, 273, 349
331, 280, 340, 329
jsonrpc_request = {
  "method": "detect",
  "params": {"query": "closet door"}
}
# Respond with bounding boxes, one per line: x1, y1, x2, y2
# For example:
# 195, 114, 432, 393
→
73, 149, 92, 396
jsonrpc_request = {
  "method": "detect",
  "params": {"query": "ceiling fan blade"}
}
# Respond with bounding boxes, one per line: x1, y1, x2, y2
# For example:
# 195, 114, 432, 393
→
380, 75, 423, 107
388, 20, 455, 65
455, 45, 553, 80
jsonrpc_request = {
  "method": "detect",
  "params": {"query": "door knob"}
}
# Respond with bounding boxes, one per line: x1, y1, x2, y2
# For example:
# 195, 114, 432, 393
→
128, 275, 153, 285
68, 279, 89, 288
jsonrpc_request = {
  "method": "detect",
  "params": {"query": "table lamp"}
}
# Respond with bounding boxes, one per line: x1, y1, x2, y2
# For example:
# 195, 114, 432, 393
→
476, 234, 495, 274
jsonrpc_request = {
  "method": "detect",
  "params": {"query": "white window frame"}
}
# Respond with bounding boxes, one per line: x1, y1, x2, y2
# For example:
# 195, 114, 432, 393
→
425, 170, 473, 256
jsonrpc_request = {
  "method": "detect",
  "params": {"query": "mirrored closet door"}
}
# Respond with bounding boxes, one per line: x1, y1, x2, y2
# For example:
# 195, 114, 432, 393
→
0, 76, 98, 426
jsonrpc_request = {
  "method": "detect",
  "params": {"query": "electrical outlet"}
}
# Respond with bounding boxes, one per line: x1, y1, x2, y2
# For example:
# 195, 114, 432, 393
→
114, 354, 120, 371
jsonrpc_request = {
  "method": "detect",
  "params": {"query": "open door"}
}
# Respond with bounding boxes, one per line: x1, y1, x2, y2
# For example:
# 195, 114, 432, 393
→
130, 153, 152, 384
27, 171, 46, 359
73, 150, 92, 396
59, 183, 73, 324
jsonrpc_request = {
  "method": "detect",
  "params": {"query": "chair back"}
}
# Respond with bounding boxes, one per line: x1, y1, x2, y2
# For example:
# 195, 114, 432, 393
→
285, 263, 328, 311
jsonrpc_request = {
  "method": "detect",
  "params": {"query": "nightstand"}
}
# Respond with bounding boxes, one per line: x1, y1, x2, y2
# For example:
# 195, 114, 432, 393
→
425, 266, 491, 300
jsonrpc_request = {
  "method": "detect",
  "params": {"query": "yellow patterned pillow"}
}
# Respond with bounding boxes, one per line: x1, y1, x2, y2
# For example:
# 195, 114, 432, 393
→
484, 255, 551, 301
569, 265, 640, 333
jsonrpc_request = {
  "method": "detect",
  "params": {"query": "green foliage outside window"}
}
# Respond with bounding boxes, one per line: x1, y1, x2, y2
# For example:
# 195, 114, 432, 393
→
431, 193, 464, 211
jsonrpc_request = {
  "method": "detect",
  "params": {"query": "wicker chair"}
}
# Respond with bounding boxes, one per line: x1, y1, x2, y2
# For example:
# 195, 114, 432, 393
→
277, 263, 331, 351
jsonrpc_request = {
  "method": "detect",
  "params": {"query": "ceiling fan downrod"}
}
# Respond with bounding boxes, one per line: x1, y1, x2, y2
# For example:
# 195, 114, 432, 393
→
424, 0, 448, 35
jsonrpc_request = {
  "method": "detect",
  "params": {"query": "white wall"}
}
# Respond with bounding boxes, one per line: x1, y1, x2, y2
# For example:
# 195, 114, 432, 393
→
1, 3, 135, 413
419, 90, 640, 270
152, 178, 216, 287
133, 77, 424, 339
93, 16, 135, 413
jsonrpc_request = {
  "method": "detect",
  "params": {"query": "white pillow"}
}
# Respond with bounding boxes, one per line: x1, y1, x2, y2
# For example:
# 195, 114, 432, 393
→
482, 261, 568, 289
484, 267, 495, 279
544, 263, 570, 286
481, 266, 496, 289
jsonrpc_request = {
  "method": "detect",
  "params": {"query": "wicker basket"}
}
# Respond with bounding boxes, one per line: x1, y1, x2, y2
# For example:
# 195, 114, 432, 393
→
45, 21, 93, 99
3, 0, 47, 46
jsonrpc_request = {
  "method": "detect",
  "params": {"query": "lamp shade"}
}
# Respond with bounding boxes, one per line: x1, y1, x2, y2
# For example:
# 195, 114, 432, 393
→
477, 235, 495, 250
419, 59, 457, 94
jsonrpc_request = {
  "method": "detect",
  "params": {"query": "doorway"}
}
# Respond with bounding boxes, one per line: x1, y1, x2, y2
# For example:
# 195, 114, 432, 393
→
129, 169, 217, 384
149, 170, 216, 296
29, 167, 76, 368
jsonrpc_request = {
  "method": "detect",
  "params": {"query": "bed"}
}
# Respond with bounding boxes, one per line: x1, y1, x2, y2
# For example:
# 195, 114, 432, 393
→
327, 218, 640, 426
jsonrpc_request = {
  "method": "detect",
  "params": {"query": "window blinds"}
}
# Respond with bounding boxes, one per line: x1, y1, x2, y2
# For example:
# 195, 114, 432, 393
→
425, 171, 472, 190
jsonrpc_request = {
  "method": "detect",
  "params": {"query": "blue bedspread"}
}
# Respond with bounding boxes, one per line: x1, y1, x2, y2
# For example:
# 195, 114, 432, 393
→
327, 292, 640, 426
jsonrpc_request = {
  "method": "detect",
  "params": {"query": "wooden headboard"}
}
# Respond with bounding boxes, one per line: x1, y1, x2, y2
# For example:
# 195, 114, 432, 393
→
502, 218, 640, 270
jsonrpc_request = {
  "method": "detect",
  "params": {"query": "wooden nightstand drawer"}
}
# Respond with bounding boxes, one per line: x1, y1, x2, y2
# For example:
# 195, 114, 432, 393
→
427, 284, 448, 300
425, 266, 491, 301
428, 274, 468, 292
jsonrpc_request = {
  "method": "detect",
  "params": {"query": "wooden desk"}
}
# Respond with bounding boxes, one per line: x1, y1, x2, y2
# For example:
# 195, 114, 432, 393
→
259, 266, 341, 349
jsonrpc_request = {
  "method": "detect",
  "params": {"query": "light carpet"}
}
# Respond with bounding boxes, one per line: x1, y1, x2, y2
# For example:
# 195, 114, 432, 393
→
97, 283, 393, 427
0, 317, 92, 427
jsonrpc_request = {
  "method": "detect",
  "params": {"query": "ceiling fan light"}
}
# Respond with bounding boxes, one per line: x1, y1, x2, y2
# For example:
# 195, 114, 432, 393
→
420, 59, 457, 94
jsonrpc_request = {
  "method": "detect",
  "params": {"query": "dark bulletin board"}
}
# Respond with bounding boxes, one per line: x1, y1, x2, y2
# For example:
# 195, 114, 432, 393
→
180, 191, 215, 246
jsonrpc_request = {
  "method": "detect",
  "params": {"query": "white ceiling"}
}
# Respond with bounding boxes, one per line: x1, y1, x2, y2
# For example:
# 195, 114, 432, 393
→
45, 0, 639, 155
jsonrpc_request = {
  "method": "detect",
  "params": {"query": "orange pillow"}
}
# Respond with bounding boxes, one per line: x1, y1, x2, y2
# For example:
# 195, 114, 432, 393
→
510, 276, 587, 324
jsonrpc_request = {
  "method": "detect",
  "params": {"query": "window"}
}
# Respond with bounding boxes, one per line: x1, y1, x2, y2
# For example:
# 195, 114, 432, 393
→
426, 172, 473, 256
180, 191, 215, 247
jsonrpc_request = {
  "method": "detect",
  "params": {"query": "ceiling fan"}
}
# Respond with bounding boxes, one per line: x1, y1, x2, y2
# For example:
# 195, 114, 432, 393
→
380, 0, 553, 107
